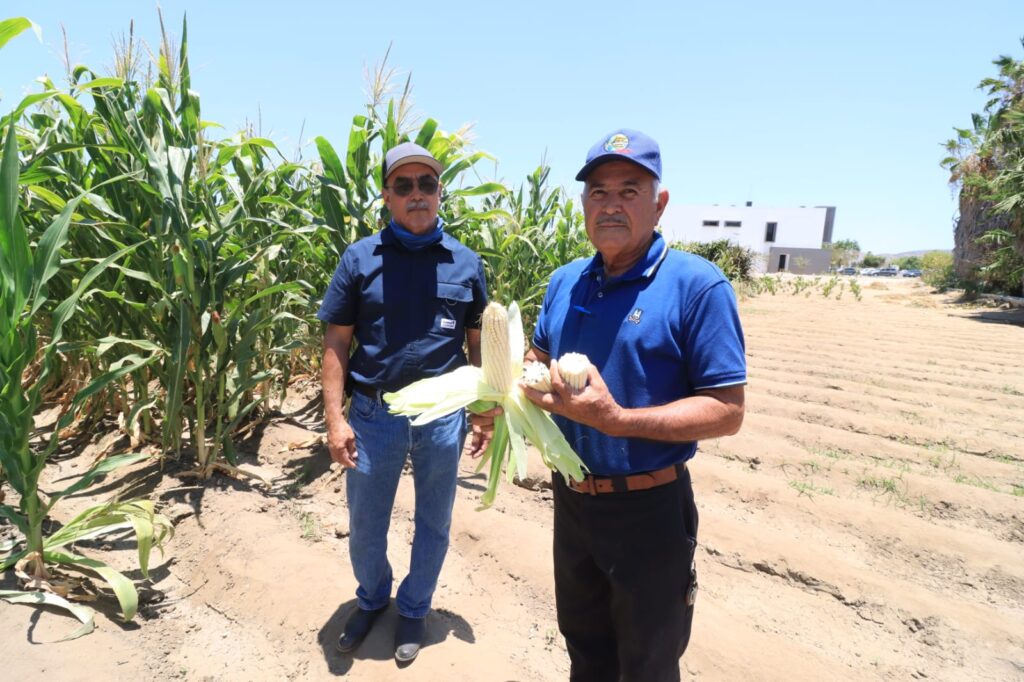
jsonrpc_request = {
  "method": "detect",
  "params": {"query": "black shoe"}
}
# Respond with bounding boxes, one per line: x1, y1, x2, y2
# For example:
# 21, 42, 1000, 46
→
336, 605, 388, 653
394, 615, 426, 663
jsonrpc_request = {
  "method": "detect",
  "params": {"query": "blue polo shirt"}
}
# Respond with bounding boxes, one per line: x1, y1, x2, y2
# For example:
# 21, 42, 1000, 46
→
533, 232, 746, 475
317, 225, 488, 392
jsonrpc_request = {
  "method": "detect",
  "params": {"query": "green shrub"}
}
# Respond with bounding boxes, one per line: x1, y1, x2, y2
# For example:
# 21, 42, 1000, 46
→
921, 251, 956, 288
670, 239, 758, 282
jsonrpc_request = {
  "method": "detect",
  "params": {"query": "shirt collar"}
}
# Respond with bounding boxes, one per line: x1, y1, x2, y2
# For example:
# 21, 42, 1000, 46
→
583, 231, 669, 282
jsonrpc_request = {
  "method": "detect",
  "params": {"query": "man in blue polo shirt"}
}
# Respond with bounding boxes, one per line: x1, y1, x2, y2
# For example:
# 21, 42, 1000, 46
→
523, 129, 746, 681
318, 142, 489, 663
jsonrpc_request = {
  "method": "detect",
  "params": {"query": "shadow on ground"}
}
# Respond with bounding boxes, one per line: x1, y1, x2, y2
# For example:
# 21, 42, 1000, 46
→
317, 599, 475, 675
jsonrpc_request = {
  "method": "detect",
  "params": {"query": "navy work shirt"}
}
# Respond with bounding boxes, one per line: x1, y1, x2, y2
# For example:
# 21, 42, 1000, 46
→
533, 232, 746, 475
317, 224, 488, 392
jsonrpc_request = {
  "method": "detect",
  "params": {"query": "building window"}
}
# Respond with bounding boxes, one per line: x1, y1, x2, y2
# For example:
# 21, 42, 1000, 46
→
702, 220, 719, 227
765, 222, 777, 242
778, 254, 788, 271
724, 220, 742, 228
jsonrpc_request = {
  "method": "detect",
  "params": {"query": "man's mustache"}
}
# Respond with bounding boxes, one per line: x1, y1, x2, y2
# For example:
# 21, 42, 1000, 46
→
407, 200, 430, 210
597, 214, 627, 226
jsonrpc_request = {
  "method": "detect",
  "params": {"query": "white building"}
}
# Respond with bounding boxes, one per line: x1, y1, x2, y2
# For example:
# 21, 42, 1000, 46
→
659, 202, 836, 273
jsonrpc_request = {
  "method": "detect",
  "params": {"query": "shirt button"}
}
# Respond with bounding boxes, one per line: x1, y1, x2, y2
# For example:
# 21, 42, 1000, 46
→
597, 292, 604, 298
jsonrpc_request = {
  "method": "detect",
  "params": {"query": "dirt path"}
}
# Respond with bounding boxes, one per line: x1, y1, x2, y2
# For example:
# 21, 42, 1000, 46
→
2, 277, 1023, 681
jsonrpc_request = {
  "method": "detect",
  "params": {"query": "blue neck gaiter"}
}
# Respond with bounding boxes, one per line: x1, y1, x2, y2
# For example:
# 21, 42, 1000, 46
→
389, 217, 445, 251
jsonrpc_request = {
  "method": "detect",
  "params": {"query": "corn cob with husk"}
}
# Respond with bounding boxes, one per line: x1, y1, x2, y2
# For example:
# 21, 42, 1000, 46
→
384, 301, 587, 507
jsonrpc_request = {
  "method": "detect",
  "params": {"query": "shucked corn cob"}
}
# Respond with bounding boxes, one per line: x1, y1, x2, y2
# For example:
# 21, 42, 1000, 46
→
384, 301, 586, 507
522, 361, 552, 393
481, 303, 516, 393
556, 352, 590, 394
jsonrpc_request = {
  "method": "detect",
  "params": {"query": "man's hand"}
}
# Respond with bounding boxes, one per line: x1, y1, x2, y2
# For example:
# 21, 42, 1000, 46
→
521, 359, 623, 433
327, 420, 358, 468
465, 406, 503, 459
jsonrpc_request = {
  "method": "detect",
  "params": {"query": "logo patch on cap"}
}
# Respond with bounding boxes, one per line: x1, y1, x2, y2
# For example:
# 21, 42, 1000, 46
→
604, 133, 630, 153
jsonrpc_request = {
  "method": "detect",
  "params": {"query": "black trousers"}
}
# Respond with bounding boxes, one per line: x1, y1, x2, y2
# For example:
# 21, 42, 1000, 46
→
552, 468, 699, 682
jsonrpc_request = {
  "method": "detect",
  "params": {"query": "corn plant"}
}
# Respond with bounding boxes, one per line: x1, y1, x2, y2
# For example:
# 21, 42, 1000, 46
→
449, 166, 592, 331
12, 17, 315, 478
0, 121, 171, 636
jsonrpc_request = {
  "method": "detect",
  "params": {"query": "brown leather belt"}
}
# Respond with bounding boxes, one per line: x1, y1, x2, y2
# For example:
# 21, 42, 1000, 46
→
567, 461, 687, 495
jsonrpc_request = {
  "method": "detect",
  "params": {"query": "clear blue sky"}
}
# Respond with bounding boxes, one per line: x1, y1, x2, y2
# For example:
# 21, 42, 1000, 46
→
2, 1, 1021, 254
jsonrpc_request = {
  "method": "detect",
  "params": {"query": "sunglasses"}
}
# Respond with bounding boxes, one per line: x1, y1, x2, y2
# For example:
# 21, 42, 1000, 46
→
386, 174, 440, 197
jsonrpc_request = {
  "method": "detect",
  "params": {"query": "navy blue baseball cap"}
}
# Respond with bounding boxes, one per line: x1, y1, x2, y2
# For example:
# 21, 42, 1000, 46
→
575, 129, 662, 181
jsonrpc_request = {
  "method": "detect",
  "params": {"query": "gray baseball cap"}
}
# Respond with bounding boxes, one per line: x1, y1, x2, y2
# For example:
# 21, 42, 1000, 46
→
382, 142, 442, 181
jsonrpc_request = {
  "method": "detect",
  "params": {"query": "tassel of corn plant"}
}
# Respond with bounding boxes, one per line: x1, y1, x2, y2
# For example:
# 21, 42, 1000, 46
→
384, 301, 586, 507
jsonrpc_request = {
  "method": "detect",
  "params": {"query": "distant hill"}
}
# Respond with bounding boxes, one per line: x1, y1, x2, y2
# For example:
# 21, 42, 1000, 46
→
878, 249, 951, 259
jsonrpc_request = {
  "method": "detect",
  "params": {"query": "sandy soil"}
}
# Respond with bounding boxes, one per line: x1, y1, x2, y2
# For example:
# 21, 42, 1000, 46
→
2, 277, 1023, 681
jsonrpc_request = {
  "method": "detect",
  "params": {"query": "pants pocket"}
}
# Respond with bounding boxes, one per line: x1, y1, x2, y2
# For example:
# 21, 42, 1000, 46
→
350, 391, 377, 420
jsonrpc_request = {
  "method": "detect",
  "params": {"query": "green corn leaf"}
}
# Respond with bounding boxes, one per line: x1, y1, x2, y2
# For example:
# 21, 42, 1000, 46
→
414, 119, 438, 148
0, 17, 40, 50
74, 77, 124, 91
95, 336, 165, 357
25, 184, 65, 210
0, 504, 29, 536
503, 406, 528, 484
439, 151, 495, 186
127, 507, 157, 579
29, 196, 85, 313
0, 590, 95, 642
345, 118, 368, 182
0, 118, 32, 314
44, 517, 134, 549
448, 183, 507, 198
44, 550, 139, 621
0, 91, 59, 131
480, 417, 509, 508
49, 242, 143, 346
45, 452, 152, 510
315, 137, 345, 185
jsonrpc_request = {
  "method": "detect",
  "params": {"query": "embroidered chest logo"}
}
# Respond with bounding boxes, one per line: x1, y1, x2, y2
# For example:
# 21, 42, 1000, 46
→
626, 308, 643, 324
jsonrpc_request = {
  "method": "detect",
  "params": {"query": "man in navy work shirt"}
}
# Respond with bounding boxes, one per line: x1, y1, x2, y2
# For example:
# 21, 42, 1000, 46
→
318, 142, 489, 663
523, 129, 747, 681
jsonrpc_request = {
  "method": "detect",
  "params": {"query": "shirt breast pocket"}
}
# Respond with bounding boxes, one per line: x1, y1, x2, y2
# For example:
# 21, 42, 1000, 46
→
434, 282, 473, 336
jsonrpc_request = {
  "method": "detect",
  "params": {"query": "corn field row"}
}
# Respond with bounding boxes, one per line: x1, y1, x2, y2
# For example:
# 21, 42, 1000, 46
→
0, 15, 593, 633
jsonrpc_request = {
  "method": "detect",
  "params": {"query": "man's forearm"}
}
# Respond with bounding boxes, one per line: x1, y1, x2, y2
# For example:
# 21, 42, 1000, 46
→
606, 388, 745, 442
322, 345, 349, 434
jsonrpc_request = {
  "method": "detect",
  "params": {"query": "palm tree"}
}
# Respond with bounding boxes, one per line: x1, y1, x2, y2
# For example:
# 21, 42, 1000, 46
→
942, 41, 1024, 295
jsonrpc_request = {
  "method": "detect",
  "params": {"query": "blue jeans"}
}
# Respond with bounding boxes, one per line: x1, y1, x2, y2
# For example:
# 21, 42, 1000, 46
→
346, 390, 466, 618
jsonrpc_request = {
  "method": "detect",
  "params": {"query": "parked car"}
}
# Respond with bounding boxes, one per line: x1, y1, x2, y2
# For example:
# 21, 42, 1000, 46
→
876, 267, 898, 277
860, 268, 878, 276
839, 267, 857, 276
901, 269, 922, 277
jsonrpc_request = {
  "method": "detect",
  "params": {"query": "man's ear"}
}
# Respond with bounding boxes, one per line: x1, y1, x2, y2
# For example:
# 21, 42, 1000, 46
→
655, 187, 670, 222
